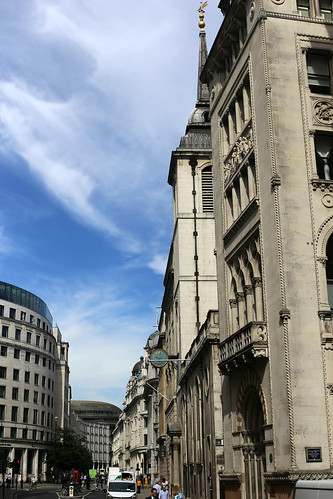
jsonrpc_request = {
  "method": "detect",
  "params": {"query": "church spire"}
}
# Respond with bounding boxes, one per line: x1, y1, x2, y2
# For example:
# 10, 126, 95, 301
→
197, 2, 210, 105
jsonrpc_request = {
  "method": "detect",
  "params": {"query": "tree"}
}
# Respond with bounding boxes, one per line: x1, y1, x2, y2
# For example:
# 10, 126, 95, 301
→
46, 428, 93, 474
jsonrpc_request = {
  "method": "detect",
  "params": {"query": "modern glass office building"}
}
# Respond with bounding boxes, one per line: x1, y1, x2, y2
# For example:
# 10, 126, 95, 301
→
0, 281, 70, 481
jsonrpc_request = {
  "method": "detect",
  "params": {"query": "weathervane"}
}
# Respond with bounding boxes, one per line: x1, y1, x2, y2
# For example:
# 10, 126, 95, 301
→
198, 1, 208, 31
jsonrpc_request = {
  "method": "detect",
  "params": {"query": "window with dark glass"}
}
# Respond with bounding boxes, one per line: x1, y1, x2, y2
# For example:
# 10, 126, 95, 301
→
319, 0, 333, 18
24, 371, 30, 383
297, 0, 310, 15
20, 311, 26, 321
34, 373, 39, 386
23, 407, 29, 423
37, 318, 40, 328
14, 348, 20, 359
41, 393, 45, 405
13, 368, 19, 381
22, 427, 28, 439
41, 411, 45, 426
10, 427, 17, 439
33, 409, 38, 425
9, 308, 16, 320
12, 387, 18, 400
42, 376, 46, 388
25, 351, 30, 362
0, 305, 4, 317
48, 378, 51, 389
315, 135, 333, 180
26, 332, 32, 344
2, 326, 8, 338
11, 406, 18, 422
29, 315, 34, 324
43, 357, 46, 367
36, 335, 40, 347
35, 354, 39, 365
307, 54, 331, 94
43, 339, 47, 349
0, 367, 6, 379
15, 328, 21, 341
24, 389, 29, 402
34, 391, 38, 404
0, 386, 5, 398
0, 346, 7, 357
0, 405, 4, 420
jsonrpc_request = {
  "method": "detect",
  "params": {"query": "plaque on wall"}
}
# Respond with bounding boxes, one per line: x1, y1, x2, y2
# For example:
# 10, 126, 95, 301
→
305, 447, 322, 462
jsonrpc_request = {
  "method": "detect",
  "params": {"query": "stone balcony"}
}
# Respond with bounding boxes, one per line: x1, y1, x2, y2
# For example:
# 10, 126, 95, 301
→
219, 321, 268, 374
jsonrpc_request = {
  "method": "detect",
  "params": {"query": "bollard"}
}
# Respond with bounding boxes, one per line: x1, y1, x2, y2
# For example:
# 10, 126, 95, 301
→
69, 485, 74, 497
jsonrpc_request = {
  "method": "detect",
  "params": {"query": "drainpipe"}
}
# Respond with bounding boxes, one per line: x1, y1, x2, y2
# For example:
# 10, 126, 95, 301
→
189, 157, 200, 335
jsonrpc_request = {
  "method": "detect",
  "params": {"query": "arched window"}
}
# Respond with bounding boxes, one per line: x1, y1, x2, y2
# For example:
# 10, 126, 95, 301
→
326, 234, 333, 308
201, 166, 214, 212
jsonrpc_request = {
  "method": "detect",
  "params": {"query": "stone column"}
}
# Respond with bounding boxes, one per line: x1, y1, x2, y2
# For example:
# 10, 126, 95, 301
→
236, 292, 246, 328
247, 161, 256, 200
22, 449, 28, 482
228, 110, 235, 146
229, 299, 238, 333
235, 99, 242, 135
32, 449, 39, 479
252, 278, 263, 321
231, 184, 240, 219
239, 172, 249, 211
242, 85, 251, 122
244, 285, 254, 323
42, 452, 47, 482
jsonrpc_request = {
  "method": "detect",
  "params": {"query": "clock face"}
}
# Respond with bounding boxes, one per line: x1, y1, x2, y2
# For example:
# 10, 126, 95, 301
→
150, 349, 168, 368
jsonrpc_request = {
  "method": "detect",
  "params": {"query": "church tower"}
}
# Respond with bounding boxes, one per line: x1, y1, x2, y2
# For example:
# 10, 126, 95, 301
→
157, 6, 218, 492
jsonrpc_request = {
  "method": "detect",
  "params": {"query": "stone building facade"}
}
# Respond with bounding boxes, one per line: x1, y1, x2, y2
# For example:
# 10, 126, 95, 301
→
201, 0, 333, 497
0, 281, 70, 481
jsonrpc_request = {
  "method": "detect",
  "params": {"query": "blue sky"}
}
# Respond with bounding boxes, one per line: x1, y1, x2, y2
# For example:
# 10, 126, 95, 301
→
0, 1, 222, 408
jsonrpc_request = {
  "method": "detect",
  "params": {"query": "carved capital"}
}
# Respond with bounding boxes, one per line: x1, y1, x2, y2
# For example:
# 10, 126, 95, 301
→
252, 277, 262, 288
271, 173, 281, 187
280, 307, 291, 323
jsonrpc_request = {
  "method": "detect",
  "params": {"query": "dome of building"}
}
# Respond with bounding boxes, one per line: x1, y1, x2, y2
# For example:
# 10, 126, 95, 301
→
188, 106, 210, 125
132, 356, 144, 376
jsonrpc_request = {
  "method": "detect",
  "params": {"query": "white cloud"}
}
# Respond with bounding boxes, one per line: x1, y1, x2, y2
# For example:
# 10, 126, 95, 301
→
148, 254, 168, 276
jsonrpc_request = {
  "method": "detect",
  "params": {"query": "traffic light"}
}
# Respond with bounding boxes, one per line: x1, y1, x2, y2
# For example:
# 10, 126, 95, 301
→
13, 459, 20, 473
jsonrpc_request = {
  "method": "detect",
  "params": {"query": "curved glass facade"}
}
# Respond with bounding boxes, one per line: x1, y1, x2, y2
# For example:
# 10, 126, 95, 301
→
0, 281, 53, 323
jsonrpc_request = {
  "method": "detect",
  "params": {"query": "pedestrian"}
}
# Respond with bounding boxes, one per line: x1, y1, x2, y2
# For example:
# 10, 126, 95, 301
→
159, 484, 169, 499
146, 487, 158, 499
171, 485, 182, 499
153, 481, 161, 494
137, 477, 142, 493
6, 473, 12, 488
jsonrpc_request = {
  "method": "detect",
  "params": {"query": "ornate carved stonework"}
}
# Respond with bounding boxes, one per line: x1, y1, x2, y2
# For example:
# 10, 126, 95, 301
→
313, 100, 333, 125
224, 129, 253, 181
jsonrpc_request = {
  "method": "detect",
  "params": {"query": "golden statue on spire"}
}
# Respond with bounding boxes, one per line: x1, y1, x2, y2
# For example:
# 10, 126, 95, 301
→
198, 1, 208, 31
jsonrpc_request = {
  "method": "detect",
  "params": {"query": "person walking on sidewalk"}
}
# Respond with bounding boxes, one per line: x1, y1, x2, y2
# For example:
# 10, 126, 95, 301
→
159, 484, 169, 499
146, 487, 158, 499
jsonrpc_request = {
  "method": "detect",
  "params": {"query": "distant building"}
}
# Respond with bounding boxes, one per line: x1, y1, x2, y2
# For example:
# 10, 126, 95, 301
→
0, 281, 70, 481
70, 400, 121, 471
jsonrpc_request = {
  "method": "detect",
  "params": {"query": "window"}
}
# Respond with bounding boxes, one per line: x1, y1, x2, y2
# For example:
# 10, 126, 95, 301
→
24, 371, 30, 383
42, 376, 46, 388
0, 367, 6, 379
34, 373, 39, 386
0, 305, 4, 317
43, 339, 47, 349
43, 357, 46, 367
15, 328, 21, 341
48, 378, 51, 389
297, 0, 310, 15
307, 53, 331, 94
0, 346, 7, 357
34, 391, 38, 404
315, 135, 333, 180
0, 386, 5, 398
319, 0, 333, 18
2, 326, 8, 338
12, 387, 19, 400
13, 368, 19, 381
22, 427, 28, 439
10, 427, 17, 439
26, 332, 32, 344
326, 234, 333, 308
35, 354, 39, 365
23, 407, 29, 423
14, 348, 20, 359
49, 360, 51, 369
11, 406, 18, 422
29, 315, 34, 324
24, 389, 29, 402
33, 409, 38, 425
41, 411, 45, 426
32, 429, 37, 440
9, 308, 16, 320
37, 318, 40, 328
25, 351, 31, 362
47, 395, 50, 407
36, 335, 40, 347
20, 311, 26, 321
0, 405, 4, 420
41, 393, 45, 405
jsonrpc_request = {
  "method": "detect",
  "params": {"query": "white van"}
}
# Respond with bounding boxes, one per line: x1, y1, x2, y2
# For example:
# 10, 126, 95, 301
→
294, 480, 333, 499
106, 470, 136, 499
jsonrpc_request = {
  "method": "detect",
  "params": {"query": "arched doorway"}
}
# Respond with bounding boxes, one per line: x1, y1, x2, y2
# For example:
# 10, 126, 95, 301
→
242, 387, 266, 499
